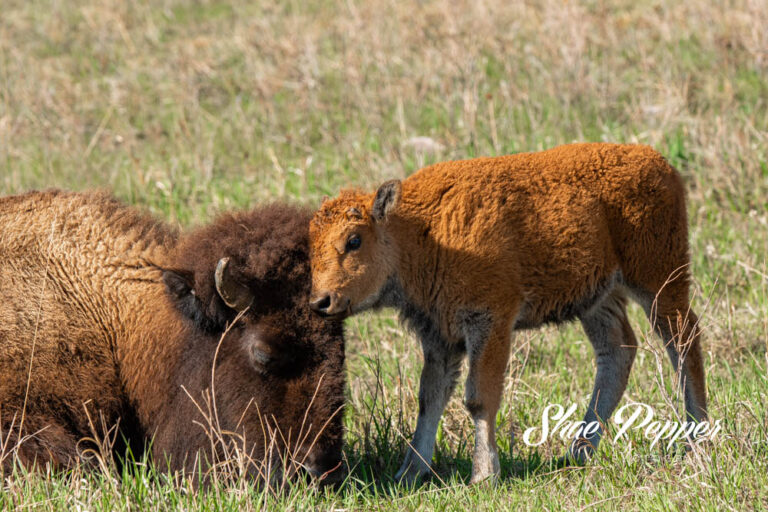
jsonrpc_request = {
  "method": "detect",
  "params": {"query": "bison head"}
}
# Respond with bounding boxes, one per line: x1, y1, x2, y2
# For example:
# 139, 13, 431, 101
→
309, 180, 401, 320
160, 205, 345, 484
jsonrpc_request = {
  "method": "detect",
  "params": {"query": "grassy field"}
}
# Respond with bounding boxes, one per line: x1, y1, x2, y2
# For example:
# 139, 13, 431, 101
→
1, 0, 767, 509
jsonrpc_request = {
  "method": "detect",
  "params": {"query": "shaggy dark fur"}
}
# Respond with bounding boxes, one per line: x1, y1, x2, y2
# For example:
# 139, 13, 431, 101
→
158, 206, 347, 478
0, 191, 345, 483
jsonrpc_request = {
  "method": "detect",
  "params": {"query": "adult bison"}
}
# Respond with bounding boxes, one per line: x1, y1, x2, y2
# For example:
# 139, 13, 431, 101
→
309, 143, 707, 484
0, 190, 346, 483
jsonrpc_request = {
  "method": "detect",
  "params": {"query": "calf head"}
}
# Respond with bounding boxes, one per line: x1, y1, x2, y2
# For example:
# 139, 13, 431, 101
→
162, 205, 346, 483
309, 180, 401, 319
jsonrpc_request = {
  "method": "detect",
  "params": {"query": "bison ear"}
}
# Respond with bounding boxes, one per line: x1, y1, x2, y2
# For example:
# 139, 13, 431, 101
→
371, 179, 402, 221
163, 268, 228, 333
163, 268, 196, 302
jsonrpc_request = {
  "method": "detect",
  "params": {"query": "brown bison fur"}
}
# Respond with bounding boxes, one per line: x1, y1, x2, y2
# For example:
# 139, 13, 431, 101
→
0, 190, 345, 483
309, 142, 707, 483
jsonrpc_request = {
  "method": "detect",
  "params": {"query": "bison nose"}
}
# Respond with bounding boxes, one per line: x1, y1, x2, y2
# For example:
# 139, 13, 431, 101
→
301, 459, 346, 487
310, 294, 332, 314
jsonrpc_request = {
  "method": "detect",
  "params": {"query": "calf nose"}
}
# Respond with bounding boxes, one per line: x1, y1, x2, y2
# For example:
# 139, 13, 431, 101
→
310, 294, 332, 314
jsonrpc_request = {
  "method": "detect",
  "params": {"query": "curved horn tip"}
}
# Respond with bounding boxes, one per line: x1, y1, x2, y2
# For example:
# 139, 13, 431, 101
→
215, 257, 231, 280
214, 257, 254, 312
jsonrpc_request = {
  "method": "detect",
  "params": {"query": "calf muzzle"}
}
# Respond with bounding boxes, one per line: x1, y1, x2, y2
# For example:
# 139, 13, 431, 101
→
309, 292, 349, 319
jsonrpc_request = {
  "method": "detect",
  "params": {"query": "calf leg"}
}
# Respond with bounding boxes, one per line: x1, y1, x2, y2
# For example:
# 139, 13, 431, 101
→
652, 307, 707, 424
461, 312, 513, 484
395, 335, 464, 485
570, 292, 637, 462
630, 279, 708, 425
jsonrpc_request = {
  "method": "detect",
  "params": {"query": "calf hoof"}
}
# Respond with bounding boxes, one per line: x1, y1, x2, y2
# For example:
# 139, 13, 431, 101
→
469, 453, 500, 484
394, 456, 430, 487
560, 438, 595, 467
469, 467, 499, 485
557, 452, 587, 468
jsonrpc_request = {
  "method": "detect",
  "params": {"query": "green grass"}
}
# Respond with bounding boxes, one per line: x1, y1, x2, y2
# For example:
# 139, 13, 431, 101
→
1, 0, 768, 509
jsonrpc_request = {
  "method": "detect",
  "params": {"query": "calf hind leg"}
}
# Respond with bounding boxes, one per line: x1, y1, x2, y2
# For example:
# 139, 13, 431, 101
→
649, 301, 707, 424
626, 275, 707, 444
569, 291, 638, 462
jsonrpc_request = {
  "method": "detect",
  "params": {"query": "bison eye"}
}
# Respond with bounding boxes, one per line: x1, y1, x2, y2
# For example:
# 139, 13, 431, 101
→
345, 234, 361, 252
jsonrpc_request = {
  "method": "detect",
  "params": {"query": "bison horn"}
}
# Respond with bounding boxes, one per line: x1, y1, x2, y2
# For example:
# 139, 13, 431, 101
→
214, 258, 254, 312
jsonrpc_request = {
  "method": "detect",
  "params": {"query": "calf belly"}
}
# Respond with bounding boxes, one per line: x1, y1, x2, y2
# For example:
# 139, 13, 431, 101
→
513, 271, 623, 330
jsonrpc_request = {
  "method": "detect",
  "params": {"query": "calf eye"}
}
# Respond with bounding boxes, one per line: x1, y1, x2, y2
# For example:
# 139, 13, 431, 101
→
345, 235, 361, 252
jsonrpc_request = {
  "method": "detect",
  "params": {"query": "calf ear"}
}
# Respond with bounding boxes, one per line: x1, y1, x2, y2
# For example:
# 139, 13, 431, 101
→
163, 268, 228, 334
371, 179, 402, 221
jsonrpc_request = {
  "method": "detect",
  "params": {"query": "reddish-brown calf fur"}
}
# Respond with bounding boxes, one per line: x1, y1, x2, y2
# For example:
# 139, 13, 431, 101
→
0, 190, 345, 482
310, 142, 707, 483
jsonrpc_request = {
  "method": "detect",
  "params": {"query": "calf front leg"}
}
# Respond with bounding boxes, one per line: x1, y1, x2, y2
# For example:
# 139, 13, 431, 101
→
396, 333, 464, 485
460, 311, 513, 484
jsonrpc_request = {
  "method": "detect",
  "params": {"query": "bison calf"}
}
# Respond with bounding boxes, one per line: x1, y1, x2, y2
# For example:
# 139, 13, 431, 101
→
0, 190, 345, 483
309, 143, 706, 484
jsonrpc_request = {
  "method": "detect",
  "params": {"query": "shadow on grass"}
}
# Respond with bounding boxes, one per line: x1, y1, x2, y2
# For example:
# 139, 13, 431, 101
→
0, 430, 586, 504
332, 442, 581, 499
